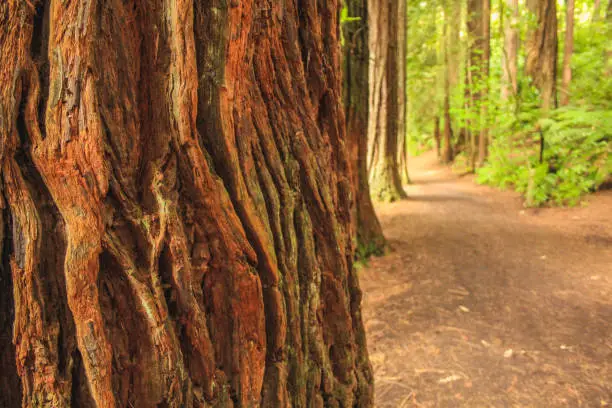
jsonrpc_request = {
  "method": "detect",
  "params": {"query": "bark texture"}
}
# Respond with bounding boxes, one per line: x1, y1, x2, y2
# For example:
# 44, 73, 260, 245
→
501, 0, 519, 100
0, 1, 373, 407
526, 0, 559, 110
368, 0, 407, 202
397, 0, 410, 185
478, 0, 491, 166
466, 0, 484, 168
560, 0, 575, 106
343, 0, 387, 257
466, 0, 491, 166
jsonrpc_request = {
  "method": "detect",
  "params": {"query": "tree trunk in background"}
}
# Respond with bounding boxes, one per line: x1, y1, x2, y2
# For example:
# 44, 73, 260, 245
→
397, 0, 411, 185
368, 0, 408, 202
604, 0, 612, 76
344, 0, 387, 257
478, 0, 491, 166
501, 0, 520, 100
561, 0, 575, 106
526, 0, 559, 110
442, 2, 455, 163
434, 116, 442, 158
467, 0, 484, 168
591, 0, 602, 22
456, 0, 470, 155
0, 1, 373, 407
443, 94, 454, 163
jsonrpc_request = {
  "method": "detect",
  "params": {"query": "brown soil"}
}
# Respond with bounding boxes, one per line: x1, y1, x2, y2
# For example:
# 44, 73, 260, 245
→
360, 151, 612, 407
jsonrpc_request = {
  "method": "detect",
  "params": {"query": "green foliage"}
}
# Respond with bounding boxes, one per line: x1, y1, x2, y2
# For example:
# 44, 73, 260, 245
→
406, 0, 612, 207
477, 109, 611, 206
340, 5, 362, 46
355, 239, 386, 263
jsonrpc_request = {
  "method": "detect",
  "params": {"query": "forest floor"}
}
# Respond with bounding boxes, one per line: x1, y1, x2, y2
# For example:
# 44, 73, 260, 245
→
360, 151, 612, 408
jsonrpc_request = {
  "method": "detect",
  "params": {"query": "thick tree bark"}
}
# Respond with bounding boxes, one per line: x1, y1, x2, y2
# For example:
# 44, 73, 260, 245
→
501, 0, 519, 100
526, 0, 559, 110
560, 0, 575, 106
0, 1, 373, 407
368, 0, 408, 202
343, 0, 386, 257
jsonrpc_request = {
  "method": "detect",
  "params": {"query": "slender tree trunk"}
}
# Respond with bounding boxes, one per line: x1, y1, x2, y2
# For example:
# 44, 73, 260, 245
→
591, 0, 602, 22
478, 0, 491, 166
457, 0, 470, 155
368, 0, 407, 202
442, 3, 455, 163
501, 0, 520, 100
398, 0, 411, 185
443, 95, 454, 163
344, 0, 387, 257
605, 0, 612, 76
0, 1, 373, 407
463, 49, 474, 163
434, 116, 442, 158
560, 0, 575, 105
467, 0, 484, 168
526, 0, 559, 110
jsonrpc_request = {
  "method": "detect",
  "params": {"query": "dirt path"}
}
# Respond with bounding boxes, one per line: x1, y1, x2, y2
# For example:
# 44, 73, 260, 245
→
360, 151, 612, 407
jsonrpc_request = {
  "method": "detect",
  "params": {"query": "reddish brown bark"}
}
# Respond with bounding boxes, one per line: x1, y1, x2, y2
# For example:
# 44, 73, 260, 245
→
0, 1, 373, 407
343, 0, 387, 257
368, 0, 408, 202
501, 0, 520, 100
478, 0, 491, 166
561, 0, 575, 106
466, 0, 485, 168
526, 0, 559, 110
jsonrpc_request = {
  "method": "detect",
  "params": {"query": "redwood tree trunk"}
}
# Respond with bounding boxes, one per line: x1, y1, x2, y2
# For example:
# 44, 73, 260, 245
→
501, 0, 520, 100
0, 1, 373, 407
607, 0, 612, 76
442, 0, 456, 164
478, 0, 491, 166
397, 0, 410, 184
368, 0, 408, 202
526, 0, 559, 110
467, 0, 484, 168
343, 0, 386, 257
560, 0, 575, 106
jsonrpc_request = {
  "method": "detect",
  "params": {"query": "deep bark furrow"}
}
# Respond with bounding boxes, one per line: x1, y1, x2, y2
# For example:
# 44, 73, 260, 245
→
343, 0, 386, 258
526, 0, 558, 110
368, 0, 407, 202
1, 0, 372, 406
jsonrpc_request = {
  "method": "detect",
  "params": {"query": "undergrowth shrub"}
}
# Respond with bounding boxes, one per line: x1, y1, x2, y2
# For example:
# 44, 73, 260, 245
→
477, 108, 611, 206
